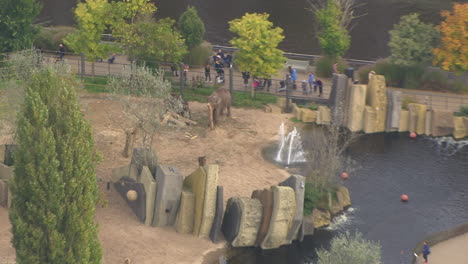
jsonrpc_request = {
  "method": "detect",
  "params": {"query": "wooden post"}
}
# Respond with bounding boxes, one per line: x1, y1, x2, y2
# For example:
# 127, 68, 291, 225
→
229, 65, 234, 105
208, 103, 214, 130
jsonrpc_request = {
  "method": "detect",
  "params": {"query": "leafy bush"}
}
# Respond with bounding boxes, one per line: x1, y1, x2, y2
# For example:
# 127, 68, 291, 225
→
419, 70, 450, 91
184, 41, 212, 66
455, 105, 468, 117
315, 56, 348, 78
34, 26, 76, 51
356, 64, 374, 84
303, 183, 328, 216
317, 231, 382, 264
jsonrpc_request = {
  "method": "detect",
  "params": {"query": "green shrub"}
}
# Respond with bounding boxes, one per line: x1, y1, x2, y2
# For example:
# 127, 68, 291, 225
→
303, 183, 329, 216
401, 96, 418, 110
419, 70, 450, 91
184, 41, 212, 66
450, 81, 468, 94
356, 64, 374, 84
373, 59, 424, 89
315, 56, 348, 78
34, 26, 76, 51
455, 105, 468, 117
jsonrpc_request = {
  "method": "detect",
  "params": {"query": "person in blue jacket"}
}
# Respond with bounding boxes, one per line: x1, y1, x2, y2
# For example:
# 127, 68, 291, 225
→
291, 67, 297, 89
422, 241, 431, 263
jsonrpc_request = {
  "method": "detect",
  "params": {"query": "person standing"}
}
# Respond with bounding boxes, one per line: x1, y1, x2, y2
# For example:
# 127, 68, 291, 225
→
183, 64, 189, 81
242, 71, 250, 89
315, 79, 323, 97
170, 64, 178, 77
308, 72, 315, 93
205, 64, 211, 82
58, 43, 65, 60
291, 67, 297, 90
422, 241, 431, 264
301, 80, 307, 95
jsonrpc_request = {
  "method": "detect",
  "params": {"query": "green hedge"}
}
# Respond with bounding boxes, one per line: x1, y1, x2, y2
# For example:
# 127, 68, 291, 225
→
315, 56, 348, 78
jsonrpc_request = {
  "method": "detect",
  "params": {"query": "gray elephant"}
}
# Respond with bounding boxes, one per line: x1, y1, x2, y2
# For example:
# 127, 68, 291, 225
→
208, 88, 232, 129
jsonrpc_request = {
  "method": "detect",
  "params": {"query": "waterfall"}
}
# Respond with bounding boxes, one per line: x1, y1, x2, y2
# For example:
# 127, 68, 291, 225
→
275, 122, 307, 165
432, 137, 468, 157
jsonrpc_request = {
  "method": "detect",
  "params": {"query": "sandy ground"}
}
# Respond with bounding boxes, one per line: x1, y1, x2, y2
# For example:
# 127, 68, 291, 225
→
0, 93, 292, 264
417, 233, 468, 264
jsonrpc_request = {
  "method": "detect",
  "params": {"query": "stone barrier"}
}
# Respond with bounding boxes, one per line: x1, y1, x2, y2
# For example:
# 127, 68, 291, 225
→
279, 175, 305, 244
453, 116, 466, 139
301, 109, 317, 123
209, 186, 224, 243
251, 188, 273, 246
140, 166, 157, 226
363, 106, 376, 134
399, 110, 409, 132
312, 208, 331, 228
260, 186, 296, 250
425, 110, 432, 136
316, 106, 331, 125
408, 103, 427, 135
223, 197, 263, 247
431, 110, 454, 137
347, 84, 367, 132
153, 165, 184, 227
175, 190, 195, 234
385, 90, 401, 132
367, 75, 387, 132
329, 74, 349, 126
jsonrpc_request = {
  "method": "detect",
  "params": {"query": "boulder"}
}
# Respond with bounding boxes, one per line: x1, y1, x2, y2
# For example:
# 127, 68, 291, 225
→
328, 192, 343, 216
209, 186, 224, 243
182, 165, 218, 239
431, 110, 454, 137
251, 188, 273, 246
425, 110, 432, 136
260, 186, 296, 250
363, 106, 376, 134
385, 90, 402, 132
279, 175, 305, 244
111, 165, 130, 182
453, 116, 466, 139
347, 84, 367, 132
175, 190, 195, 234
408, 103, 427, 135
268, 104, 283, 114
114, 177, 146, 222
399, 110, 409, 132
153, 165, 184, 227
301, 109, 317, 123
131, 148, 158, 175
224, 197, 263, 247
140, 166, 157, 226
0, 180, 8, 208
312, 208, 331, 228
316, 106, 331, 125
336, 186, 351, 209
367, 75, 387, 132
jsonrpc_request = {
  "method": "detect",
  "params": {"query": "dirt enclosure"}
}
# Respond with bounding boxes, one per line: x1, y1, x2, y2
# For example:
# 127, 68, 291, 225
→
0, 92, 293, 264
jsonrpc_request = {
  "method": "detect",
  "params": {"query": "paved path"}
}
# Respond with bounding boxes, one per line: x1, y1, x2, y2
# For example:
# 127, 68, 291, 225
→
51, 53, 468, 111
415, 233, 468, 264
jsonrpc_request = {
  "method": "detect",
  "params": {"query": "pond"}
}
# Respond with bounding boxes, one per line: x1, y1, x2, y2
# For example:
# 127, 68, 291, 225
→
238, 125, 468, 264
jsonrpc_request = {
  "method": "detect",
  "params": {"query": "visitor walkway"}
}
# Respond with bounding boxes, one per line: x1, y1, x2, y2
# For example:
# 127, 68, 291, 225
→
45, 52, 468, 112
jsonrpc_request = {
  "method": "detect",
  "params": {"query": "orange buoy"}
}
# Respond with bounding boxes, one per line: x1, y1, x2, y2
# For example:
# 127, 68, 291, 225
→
401, 194, 409, 202
409, 132, 417, 139
341, 172, 349, 180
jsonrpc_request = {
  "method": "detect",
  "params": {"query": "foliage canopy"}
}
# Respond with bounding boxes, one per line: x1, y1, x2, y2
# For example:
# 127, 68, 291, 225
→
388, 13, 440, 66
178, 6, 206, 49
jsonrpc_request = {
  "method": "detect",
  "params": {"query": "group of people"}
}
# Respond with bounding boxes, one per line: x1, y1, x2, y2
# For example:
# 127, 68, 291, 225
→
288, 66, 323, 97
205, 49, 233, 83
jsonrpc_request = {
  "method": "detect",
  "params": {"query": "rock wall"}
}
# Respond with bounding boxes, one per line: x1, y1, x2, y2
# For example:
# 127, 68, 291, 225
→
453, 116, 467, 139
140, 166, 157, 226
347, 84, 367, 132
408, 103, 427, 135
329, 74, 349, 126
279, 175, 305, 244
366, 74, 387, 132
251, 188, 273, 246
431, 110, 454, 137
316, 106, 331, 125
363, 106, 376, 134
225, 197, 263, 247
385, 90, 402, 132
175, 190, 195, 234
399, 110, 410, 132
153, 165, 184, 227
260, 186, 296, 250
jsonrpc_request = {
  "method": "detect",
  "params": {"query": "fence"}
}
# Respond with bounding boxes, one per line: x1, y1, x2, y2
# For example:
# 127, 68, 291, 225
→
390, 88, 468, 113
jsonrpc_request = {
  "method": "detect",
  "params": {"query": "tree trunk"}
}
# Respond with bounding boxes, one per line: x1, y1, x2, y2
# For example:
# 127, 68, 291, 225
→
122, 127, 139, 158
250, 83, 255, 98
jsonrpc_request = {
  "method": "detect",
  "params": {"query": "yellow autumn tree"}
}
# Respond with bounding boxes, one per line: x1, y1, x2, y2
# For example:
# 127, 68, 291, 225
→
433, 3, 468, 72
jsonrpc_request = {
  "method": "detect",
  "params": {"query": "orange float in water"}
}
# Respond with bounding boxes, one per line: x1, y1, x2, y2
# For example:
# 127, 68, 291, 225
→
341, 172, 349, 180
401, 194, 409, 202
409, 132, 417, 139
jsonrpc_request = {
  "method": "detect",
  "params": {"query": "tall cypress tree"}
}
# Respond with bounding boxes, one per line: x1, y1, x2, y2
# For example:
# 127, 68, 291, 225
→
0, 0, 41, 52
178, 6, 205, 49
10, 67, 102, 264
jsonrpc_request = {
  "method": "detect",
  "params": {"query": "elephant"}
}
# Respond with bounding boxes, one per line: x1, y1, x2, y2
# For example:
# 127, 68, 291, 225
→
208, 88, 232, 129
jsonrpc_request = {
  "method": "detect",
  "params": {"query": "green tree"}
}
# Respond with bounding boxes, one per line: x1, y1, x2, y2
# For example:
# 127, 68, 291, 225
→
127, 16, 187, 63
178, 6, 206, 49
389, 13, 440, 66
315, 0, 350, 57
10, 66, 102, 264
64, 0, 115, 76
229, 13, 285, 98
0, 0, 41, 52
317, 232, 382, 264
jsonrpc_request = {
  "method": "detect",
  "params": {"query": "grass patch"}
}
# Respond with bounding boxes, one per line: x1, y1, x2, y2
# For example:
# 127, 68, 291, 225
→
175, 85, 278, 108
290, 117, 301, 123
79, 76, 109, 93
